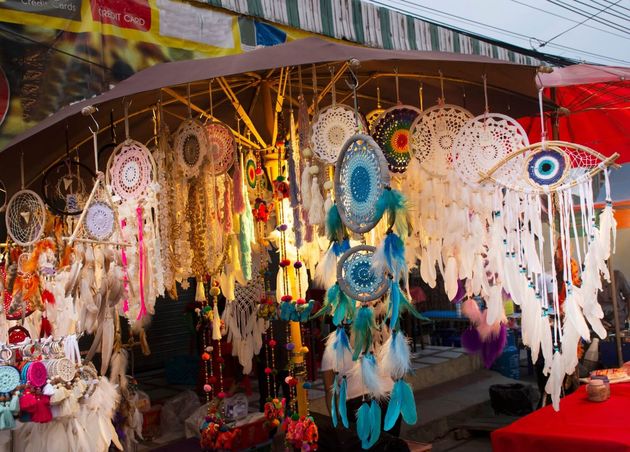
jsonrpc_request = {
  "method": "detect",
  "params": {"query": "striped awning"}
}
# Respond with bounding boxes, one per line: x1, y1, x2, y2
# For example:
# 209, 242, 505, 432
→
200, 0, 542, 65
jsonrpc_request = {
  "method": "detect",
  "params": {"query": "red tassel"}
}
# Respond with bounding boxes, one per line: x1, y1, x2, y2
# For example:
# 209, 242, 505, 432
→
40, 317, 52, 338
223, 177, 233, 233
41, 290, 55, 305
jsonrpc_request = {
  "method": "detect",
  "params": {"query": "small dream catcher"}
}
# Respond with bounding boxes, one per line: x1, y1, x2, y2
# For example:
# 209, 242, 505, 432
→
173, 119, 208, 179
206, 122, 235, 176
311, 104, 366, 165
451, 112, 530, 187
245, 150, 257, 189
371, 105, 421, 173
411, 104, 473, 177
41, 158, 94, 216
334, 134, 390, 233
107, 139, 155, 202
5, 190, 46, 247
337, 245, 389, 302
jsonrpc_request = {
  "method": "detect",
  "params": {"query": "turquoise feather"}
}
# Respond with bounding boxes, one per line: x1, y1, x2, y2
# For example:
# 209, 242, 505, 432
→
339, 376, 349, 428
331, 378, 338, 427
367, 399, 382, 448
326, 203, 345, 243
333, 290, 356, 327
352, 306, 375, 360
356, 402, 371, 443
311, 284, 340, 320
299, 300, 315, 322
401, 292, 431, 321
384, 232, 407, 280
389, 280, 402, 330
333, 328, 352, 369
375, 188, 408, 235
384, 379, 402, 431
399, 380, 417, 425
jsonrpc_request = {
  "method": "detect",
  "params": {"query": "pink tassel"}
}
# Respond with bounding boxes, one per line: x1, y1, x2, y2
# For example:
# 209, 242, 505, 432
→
223, 177, 233, 233
233, 154, 245, 214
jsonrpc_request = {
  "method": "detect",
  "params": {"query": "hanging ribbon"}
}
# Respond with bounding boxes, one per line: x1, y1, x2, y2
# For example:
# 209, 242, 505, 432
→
136, 206, 147, 320
120, 219, 130, 313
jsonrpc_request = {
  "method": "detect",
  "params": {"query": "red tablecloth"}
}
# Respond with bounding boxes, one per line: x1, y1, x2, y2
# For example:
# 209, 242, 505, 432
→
492, 383, 630, 452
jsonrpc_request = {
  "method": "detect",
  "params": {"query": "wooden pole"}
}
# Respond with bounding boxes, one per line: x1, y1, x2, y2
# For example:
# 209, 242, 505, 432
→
609, 254, 624, 367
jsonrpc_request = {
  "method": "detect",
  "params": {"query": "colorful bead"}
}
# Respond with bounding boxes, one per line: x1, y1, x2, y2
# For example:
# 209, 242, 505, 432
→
293, 261, 303, 269
268, 339, 277, 347
201, 353, 211, 361
203, 384, 212, 393
264, 367, 272, 375
296, 298, 306, 305
209, 287, 221, 297
285, 343, 295, 351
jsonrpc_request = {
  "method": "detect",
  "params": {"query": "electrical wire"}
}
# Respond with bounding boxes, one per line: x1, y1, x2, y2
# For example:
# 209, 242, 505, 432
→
367, 0, 630, 65
601, 0, 630, 13
571, 0, 630, 23
510, 0, 630, 41
546, 0, 630, 34
539, 0, 625, 47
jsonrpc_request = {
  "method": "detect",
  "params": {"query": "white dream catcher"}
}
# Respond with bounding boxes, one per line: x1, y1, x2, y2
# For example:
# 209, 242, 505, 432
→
411, 103, 473, 177
5, 156, 46, 246
107, 139, 154, 202
205, 121, 235, 176
173, 87, 209, 181
480, 100, 619, 413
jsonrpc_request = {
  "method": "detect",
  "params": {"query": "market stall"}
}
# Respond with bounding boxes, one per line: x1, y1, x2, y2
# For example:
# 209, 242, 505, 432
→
0, 38, 621, 451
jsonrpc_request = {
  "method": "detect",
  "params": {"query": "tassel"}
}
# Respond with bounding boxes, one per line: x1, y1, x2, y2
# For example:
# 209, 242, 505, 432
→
40, 316, 52, 338
339, 376, 349, 428
223, 177, 233, 234
233, 153, 245, 214
195, 280, 206, 303
308, 174, 325, 226
301, 165, 312, 212
287, 143, 301, 209
352, 306, 375, 360
379, 331, 411, 380
239, 190, 255, 281
212, 303, 222, 341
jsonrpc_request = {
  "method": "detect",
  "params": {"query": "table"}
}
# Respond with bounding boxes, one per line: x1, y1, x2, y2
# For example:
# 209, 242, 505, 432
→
492, 383, 630, 452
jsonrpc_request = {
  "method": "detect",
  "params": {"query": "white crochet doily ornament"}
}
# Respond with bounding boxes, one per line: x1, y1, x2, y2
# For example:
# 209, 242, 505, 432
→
108, 140, 153, 201
173, 119, 208, 179
206, 122, 235, 175
85, 201, 115, 241
5, 190, 46, 246
451, 113, 529, 186
311, 104, 366, 165
411, 104, 473, 177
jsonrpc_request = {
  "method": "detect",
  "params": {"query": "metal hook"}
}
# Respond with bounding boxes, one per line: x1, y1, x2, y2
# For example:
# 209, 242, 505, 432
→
82, 105, 100, 173
123, 98, 132, 140
345, 59, 361, 131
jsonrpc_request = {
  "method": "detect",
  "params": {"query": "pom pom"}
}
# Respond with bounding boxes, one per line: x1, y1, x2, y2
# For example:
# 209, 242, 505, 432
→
308, 176, 325, 226
204, 384, 212, 392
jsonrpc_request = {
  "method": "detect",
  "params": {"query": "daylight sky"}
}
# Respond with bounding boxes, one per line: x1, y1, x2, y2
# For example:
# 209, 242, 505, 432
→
371, 0, 630, 66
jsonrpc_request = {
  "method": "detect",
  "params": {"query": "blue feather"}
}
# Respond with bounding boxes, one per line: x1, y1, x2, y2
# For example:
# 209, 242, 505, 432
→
352, 306, 375, 360
331, 378, 338, 427
368, 399, 381, 448
390, 280, 402, 330
399, 380, 417, 425
384, 233, 407, 280
333, 328, 352, 369
332, 238, 351, 257
339, 376, 349, 428
326, 203, 345, 243
375, 188, 409, 236
384, 380, 401, 431
356, 402, 371, 443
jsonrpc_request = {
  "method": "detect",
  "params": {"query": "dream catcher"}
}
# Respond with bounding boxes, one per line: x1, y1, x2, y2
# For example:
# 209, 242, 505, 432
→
6, 157, 46, 247
479, 90, 619, 411
205, 121, 235, 176
173, 117, 208, 179
42, 159, 94, 216
371, 105, 420, 174
336, 245, 388, 303
107, 139, 154, 202
311, 68, 366, 165
334, 134, 390, 233
411, 103, 473, 177
245, 150, 257, 189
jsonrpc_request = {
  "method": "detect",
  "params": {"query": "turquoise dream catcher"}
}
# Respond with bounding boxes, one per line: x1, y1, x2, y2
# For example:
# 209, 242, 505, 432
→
313, 67, 419, 449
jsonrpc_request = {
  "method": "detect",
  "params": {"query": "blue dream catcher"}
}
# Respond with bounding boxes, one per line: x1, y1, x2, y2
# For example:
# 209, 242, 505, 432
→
337, 245, 389, 302
334, 134, 390, 233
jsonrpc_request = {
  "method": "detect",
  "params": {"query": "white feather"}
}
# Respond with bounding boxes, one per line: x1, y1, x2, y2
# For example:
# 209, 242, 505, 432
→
351, 355, 387, 400
378, 331, 410, 380
308, 176, 325, 226
313, 247, 338, 289
545, 351, 564, 411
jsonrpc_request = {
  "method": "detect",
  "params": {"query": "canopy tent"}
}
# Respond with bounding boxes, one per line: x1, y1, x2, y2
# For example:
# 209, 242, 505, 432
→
0, 37, 546, 195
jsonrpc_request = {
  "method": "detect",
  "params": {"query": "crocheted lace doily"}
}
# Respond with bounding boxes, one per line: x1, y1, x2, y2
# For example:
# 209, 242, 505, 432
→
337, 245, 389, 302
0, 366, 19, 393
109, 139, 154, 201
55, 358, 76, 383
206, 122, 235, 175
85, 200, 115, 241
173, 119, 208, 179
5, 190, 46, 246
451, 113, 529, 186
334, 134, 390, 233
371, 105, 421, 173
411, 104, 473, 177
311, 104, 365, 165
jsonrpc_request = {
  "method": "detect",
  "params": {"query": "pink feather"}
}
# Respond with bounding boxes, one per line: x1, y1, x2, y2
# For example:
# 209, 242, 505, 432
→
462, 298, 482, 324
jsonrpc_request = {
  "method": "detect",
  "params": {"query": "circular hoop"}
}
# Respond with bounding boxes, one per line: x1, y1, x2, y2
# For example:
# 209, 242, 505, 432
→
8, 326, 29, 345
5, 190, 47, 246
366, 108, 385, 131
371, 105, 421, 173
108, 139, 154, 201
0, 366, 19, 393
311, 104, 366, 165
173, 119, 208, 179
411, 104, 473, 177
55, 358, 76, 383
0, 180, 7, 214
27, 361, 47, 387
84, 201, 115, 241
334, 134, 390, 233
41, 159, 95, 216
245, 151, 257, 189
452, 113, 529, 186
206, 121, 236, 175
337, 245, 389, 302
